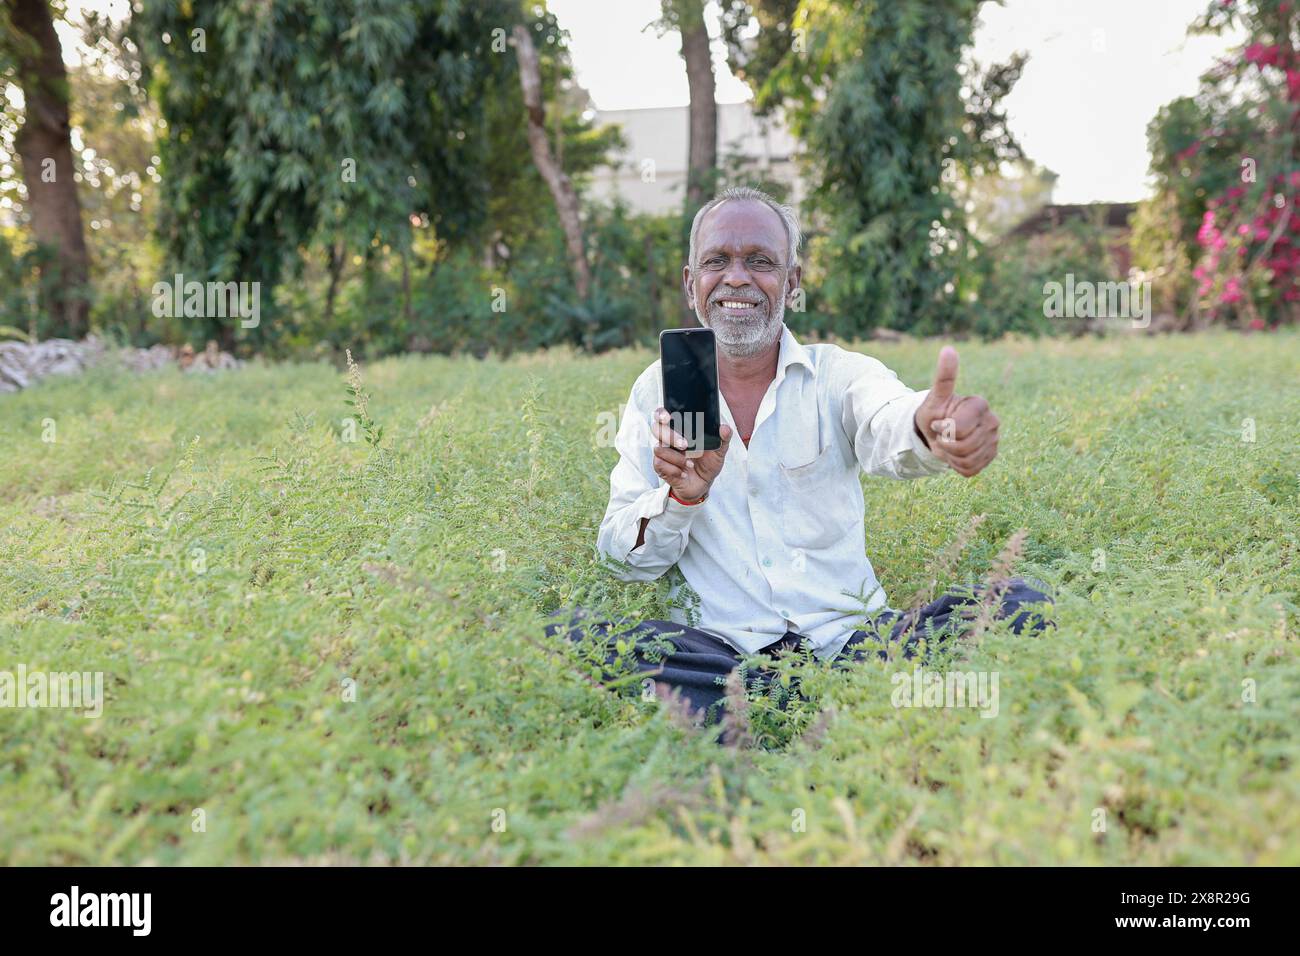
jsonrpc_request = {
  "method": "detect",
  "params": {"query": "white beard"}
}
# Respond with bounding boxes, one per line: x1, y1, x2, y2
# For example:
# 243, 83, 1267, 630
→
697, 291, 786, 357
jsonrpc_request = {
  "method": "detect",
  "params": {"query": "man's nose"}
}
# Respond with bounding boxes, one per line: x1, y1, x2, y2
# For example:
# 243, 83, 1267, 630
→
721, 258, 753, 286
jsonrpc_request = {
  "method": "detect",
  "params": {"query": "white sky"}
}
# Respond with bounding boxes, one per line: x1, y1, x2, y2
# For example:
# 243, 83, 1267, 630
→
550, 0, 1243, 204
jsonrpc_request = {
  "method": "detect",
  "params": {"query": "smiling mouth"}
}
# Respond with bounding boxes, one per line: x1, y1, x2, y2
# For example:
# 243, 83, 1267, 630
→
712, 298, 764, 314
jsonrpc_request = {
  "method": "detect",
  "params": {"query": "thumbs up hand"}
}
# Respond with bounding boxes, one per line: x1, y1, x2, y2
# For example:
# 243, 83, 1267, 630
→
913, 346, 1000, 477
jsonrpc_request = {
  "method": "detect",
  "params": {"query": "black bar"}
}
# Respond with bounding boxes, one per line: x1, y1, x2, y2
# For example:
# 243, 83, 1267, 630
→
0, 866, 1288, 942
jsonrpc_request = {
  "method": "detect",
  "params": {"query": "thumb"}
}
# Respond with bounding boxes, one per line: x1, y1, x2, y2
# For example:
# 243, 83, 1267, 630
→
703, 423, 732, 462
930, 346, 959, 402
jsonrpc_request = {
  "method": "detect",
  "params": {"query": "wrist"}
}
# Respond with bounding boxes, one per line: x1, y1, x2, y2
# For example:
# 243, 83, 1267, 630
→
669, 487, 707, 506
913, 413, 933, 451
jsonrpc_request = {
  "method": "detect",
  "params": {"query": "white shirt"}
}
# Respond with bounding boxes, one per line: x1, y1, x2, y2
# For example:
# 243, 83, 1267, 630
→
597, 324, 950, 661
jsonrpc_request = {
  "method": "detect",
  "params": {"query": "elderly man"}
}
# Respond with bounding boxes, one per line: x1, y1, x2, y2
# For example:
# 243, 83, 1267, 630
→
549, 186, 1051, 723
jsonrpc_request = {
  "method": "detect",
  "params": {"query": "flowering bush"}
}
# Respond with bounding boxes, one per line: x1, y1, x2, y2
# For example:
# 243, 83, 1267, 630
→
1142, 0, 1300, 327
1194, 174, 1300, 325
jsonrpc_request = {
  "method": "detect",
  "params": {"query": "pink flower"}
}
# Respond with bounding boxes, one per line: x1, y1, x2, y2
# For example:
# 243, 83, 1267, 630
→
1244, 43, 1283, 68
1249, 317, 1266, 329
1198, 212, 1219, 246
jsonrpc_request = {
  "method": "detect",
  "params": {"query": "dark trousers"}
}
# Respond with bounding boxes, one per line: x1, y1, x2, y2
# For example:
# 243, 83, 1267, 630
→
545, 578, 1054, 724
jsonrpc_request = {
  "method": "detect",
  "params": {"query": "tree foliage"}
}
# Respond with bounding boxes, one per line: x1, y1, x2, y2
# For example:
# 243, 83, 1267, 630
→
127, 0, 530, 348
722, 0, 1024, 334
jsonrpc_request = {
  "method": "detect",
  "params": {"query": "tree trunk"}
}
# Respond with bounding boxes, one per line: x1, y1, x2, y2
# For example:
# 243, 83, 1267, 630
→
400, 245, 412, 326
8, 0, 92, 338
644, 232, 661, 345
677, 0, 715, 327
324, 239, 346, 324
512, 24, 591, 302
679, 0, 717, 212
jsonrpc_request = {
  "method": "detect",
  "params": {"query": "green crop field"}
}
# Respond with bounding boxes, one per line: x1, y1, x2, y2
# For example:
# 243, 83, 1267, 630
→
1, 330, 1297, 865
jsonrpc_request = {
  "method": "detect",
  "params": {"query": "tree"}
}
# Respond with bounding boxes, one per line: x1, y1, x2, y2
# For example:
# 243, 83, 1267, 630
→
651, 0, 720, 328
513, 22, 591, 302
2, 0, 92, 337
662, 0, 718, 211
721, 0, 1024, 335
128, 0, 527, 350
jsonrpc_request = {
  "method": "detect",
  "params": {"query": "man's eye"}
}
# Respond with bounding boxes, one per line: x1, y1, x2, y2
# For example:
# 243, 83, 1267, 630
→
703, 257, 726, 269
748, 257, 775, 270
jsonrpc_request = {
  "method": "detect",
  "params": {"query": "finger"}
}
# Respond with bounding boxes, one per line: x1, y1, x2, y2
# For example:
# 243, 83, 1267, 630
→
930, 416, 958, 445
652, 456, 685, 481
930, 346, 959, 402
944, 415, 998, 456
653, 444, 689, 470
703, 422, 732, 462
652, 420, 686, 449
950, 396, 990, 439
956, 453, 995, 477
947, 432, 998, 464
651, 412, 689, 450
947, 443, 997, 476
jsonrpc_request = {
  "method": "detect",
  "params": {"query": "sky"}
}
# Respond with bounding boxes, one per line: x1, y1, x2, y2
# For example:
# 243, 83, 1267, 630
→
549, 0, 1243, 204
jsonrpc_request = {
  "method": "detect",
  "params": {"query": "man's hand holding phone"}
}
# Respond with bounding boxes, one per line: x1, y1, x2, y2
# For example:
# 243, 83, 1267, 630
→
651, 408, 732, 503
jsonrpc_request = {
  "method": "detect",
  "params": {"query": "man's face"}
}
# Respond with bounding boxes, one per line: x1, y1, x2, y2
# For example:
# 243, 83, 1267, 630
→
684, 200, 800, 357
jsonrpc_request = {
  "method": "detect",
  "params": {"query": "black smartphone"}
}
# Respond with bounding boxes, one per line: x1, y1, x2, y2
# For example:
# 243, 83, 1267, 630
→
659, 327, 721, 455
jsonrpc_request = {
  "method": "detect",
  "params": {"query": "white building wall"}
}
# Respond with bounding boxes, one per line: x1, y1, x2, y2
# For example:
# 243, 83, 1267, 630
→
586, 101, 805, 215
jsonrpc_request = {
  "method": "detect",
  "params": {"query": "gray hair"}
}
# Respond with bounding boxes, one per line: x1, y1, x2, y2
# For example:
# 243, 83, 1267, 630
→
687, 186, 801, 272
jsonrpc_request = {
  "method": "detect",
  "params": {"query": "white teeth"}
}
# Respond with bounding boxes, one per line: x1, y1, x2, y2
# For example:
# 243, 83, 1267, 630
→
721, 300, 753, 308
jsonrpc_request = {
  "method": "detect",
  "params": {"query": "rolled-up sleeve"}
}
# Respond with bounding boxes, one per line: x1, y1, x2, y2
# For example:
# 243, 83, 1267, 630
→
839, 351, 950, 479
596, 379, 704, 581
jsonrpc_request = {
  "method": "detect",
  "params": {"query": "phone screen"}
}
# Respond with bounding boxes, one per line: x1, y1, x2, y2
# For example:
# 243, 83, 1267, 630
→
660, 328, 721, 453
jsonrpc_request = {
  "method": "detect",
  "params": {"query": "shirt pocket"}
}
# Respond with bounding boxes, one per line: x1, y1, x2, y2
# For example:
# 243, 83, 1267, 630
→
778, 445, 845, 550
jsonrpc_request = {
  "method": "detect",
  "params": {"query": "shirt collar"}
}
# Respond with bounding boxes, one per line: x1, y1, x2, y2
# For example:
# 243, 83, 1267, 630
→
776, 324, 815, 377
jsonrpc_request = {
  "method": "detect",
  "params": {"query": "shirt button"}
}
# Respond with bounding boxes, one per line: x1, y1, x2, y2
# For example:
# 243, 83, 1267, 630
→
749, 486, 758, 496
762, 557, 772, 568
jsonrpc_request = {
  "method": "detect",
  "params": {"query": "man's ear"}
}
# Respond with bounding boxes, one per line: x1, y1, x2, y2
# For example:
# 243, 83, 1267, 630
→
682, 265, 696, 310
785, 264, 802, 301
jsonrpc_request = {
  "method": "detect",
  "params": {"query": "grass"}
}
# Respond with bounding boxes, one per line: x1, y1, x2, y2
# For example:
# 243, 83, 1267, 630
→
0, 329, 1297, 865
